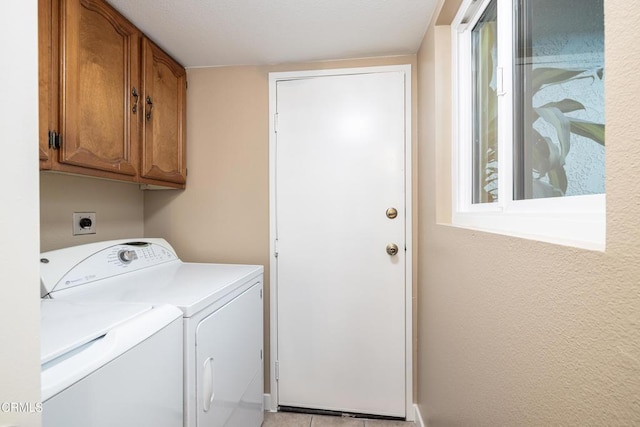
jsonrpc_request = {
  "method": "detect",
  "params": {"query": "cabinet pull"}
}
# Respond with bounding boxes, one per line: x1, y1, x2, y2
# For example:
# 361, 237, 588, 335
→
145, 96, 153, 120
131, 87, 139, 114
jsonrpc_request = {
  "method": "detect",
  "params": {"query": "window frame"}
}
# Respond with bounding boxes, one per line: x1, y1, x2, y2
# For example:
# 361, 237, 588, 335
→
451, 0, 606, 251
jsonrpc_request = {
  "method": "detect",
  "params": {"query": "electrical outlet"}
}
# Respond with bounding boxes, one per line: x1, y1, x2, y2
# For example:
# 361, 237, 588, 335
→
73, 212, 96, 235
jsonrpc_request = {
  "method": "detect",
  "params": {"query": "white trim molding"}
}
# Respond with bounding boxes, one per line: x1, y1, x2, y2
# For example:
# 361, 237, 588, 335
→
414, 404, 427, 427
263, 394, 275, 412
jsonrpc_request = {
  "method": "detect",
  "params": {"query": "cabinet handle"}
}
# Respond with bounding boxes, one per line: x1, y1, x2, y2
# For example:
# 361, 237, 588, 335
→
145, 96, 153, 120
131, 87, 139, 114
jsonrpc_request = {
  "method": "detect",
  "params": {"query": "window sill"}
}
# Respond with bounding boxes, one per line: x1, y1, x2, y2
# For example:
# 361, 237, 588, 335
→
452, 195, 606, 251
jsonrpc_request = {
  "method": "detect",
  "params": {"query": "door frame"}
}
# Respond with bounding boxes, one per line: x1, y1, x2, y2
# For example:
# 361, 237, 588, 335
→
268, 65, 413, 421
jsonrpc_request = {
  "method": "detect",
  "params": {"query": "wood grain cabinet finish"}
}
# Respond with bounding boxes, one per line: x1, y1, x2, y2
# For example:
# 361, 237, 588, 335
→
59, 0, 140, 180
38, 0, 187, 188
140, 38, 187, 187
38, 0, 52, 167
38, 0, 58, 170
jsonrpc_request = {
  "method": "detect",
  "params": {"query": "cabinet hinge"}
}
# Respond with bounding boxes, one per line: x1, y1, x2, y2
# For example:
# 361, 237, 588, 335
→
48, 131, 61, 150
274, 239, 279, 258
260, 288, 263, 299
260, 349, 263, 360
186, 80, 188, 90
274, 113, 279, 133
275, 361, 280, 380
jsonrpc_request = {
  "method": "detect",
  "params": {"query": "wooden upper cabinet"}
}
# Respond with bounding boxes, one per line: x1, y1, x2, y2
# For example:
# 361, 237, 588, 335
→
38, 0, 186, 188
58, 0, 140, 178
140, 38, 187, 187
38, 0, 58, 169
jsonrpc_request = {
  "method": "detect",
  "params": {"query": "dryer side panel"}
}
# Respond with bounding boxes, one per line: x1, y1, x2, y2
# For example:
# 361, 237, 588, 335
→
195, 281, 264, 427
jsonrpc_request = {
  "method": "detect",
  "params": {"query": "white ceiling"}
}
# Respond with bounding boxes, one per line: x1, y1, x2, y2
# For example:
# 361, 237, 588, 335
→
107, 0, 439, 68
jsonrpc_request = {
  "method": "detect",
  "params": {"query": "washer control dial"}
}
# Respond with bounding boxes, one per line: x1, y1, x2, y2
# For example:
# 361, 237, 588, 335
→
118, 249, 138, 264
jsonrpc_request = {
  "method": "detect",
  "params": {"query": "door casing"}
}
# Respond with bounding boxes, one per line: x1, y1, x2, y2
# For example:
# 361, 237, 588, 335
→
268, 65, 413, 421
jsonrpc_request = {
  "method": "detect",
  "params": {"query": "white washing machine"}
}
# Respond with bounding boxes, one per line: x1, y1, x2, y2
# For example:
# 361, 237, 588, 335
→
40, 299, 183, 427
40, 238, 265, 427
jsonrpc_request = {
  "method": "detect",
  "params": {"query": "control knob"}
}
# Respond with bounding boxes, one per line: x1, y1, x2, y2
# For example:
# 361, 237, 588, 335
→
118, 249, 138, 263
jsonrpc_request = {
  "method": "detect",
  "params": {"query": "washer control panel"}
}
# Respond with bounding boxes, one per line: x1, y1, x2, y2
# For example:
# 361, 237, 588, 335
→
50, 242, 179, 293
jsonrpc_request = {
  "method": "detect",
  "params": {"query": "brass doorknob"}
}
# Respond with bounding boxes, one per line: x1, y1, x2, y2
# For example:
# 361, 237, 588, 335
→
386, 243, 399, 256
386, 207, 398, 219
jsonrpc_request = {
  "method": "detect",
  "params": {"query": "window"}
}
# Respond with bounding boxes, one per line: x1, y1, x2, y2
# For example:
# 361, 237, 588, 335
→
452, 0, 605, 250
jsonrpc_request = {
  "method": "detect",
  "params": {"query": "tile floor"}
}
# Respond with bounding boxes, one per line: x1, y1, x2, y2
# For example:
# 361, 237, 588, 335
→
262, 411, 415, 427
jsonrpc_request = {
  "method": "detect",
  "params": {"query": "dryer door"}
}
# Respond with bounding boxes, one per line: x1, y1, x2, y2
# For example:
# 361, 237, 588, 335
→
195, 282, 263, 427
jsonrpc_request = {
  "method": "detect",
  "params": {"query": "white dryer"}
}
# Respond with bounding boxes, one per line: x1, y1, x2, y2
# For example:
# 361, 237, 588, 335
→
40, 238, 265, 427
40, 299, 183, 427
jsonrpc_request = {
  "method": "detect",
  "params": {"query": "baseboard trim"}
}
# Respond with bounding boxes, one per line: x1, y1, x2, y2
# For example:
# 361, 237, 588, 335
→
264, 393, 276, 412
414, 404, 427, 427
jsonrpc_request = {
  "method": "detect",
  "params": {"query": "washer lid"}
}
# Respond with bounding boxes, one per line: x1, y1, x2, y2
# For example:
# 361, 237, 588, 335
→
40, 300, 152, 364
40, 301, 182, 403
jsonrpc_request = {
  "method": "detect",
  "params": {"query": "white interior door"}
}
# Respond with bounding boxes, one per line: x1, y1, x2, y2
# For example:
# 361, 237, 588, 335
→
274, 70, 408, 418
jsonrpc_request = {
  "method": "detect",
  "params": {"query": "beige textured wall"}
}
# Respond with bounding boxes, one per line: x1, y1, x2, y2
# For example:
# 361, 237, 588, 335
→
40, 174, 144, 251
416, 0, 640, 425
144, 55, 418, 395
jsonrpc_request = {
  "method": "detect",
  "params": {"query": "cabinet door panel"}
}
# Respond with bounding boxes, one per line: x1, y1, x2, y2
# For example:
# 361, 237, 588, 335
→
141, 38, 186, 185
39, 0, 58, 169
59, 0, 139, 176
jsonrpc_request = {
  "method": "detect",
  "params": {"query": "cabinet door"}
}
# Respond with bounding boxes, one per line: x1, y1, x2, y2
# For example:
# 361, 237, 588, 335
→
58, 0, 139, 177
38, 0, 58, 170
140, 38, 187, 187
